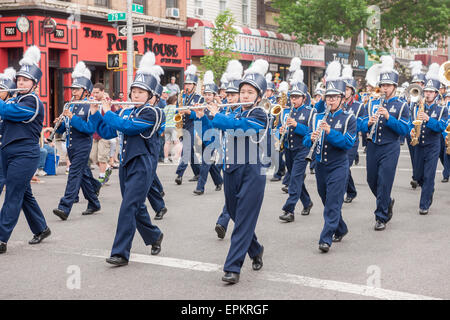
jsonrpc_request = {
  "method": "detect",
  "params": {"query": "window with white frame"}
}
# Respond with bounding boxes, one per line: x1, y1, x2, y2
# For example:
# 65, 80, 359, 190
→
219, 0, 227, 12
242, 0, 249, 25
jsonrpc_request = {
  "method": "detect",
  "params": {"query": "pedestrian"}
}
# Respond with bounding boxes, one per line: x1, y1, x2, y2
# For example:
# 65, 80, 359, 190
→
166, 75, 180, 96
163, 94, 182, 163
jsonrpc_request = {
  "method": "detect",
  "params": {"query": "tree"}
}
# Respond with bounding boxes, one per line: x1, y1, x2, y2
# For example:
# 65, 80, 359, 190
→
272, 0, 450, 66
200, 10, 239, 82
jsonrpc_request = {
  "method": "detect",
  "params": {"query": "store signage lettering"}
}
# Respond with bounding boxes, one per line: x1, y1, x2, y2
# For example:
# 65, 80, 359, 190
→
105, 33, 181, 64
84, 27, 103, 39
204, 27, 324, 61
325, 48, 365, 69
55, 29, 65, 38
5, 27, 16, 36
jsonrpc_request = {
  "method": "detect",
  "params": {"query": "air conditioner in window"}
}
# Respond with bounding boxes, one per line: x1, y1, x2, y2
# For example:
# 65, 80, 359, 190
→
194, 7, 204, 17
166, 8, 180, 19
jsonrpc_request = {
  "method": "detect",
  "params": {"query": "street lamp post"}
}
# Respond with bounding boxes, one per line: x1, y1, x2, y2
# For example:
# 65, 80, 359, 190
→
127, 0, 133, 99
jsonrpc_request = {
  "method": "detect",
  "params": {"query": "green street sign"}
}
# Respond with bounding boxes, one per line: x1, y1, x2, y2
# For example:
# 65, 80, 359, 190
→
108, 12, 126, 22
132, 4, 144, 14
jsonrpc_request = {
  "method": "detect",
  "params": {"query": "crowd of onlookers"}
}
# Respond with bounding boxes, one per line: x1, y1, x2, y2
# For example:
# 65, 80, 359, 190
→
34, 76, 184, 182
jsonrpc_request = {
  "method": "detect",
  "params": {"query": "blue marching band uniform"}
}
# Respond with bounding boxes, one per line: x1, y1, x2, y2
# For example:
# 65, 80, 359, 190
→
53, 61, 102, 221
175, 65, 203, 185
1, 48, 449, 284
278, 68, 314, 223
0, 46, 51, 254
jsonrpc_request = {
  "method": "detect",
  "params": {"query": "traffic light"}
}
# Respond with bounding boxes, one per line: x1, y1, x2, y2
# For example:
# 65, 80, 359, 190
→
107, 53, 122, 70
134, 53, 143, 69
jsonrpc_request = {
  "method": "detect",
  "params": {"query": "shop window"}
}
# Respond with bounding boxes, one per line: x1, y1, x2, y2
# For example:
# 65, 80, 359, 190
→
94, 0, 109, 7
7, 47, 23, 70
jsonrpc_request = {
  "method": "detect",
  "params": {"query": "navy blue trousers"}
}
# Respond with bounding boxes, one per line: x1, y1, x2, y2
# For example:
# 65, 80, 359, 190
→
439, 135, 450, 179
111, 155, 162, 261
0, 148, 4, 196
273, 149, 286, 179
223, 164, 265, 274
196, 146, 223, 192
282, 170, 291, 186
406, 135, 417, 181
147, 161, 165, 213
176, 129, 200, 177
216, 204, 231, 230
282, 148, 311, 213
366, 141, 400, 223
58, 147, 101, 215
0, 142, 48, 243
346, 144, 358, 198
413, 143, 440, 210
315, 159, 348, 246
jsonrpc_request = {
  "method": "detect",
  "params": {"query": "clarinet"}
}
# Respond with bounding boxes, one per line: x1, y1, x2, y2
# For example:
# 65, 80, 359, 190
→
47, 97, 74, 143
367, 95, 386, 142
278, 104, 295, 152
305, 105, 331, 162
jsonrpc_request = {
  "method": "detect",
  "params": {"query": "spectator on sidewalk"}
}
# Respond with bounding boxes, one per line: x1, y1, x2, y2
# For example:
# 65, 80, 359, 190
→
163, 94, 182, 163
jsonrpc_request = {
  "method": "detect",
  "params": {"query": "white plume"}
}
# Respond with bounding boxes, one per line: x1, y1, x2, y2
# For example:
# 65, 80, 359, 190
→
72, 61, 91, 80
265, 73, 273, 83
426, 63, 440, 81
409, 60, 423, 76
365, 63, 383, 87
19, 45, 41, 66
380, 55, 395, 74
290, 69, 304, 85
220, 73, 228, 84
278, 81, 289, 94
315, 82, 324, 91
244, 59, 269, 76
203, 70, 214, 85
289, 57, 302, 72
137, 51, 156, 75
0, 67, 16, 81
150, 65, 164, 83
341, 64, 353, 80
325, 61, 341, 81
401, 81, 409, 89
225, 60, 243, 81
185, 64, 197, 75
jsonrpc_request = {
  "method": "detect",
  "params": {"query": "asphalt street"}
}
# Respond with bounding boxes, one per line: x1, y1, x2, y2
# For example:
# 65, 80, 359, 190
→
0, 144, 449, 300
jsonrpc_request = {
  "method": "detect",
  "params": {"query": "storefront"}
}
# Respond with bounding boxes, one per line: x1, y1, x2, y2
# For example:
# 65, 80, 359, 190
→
0, 10, 192, 126
188, 18, 325, 91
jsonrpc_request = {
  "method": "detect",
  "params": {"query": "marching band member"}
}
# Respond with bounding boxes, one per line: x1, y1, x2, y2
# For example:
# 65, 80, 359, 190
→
0, 46, 51, 254
92, 52, 164, 266
439, 89, 450, 182
0, 67, 17, 195
147, 82, 168, 220
214, 60, 243, 239
206, 59, 269, 284
341, 64, 367, 203
362, 55, 410, 231
304, 61, 356, 253
274, 82, 291, 190
192, 70, 223, 195
53, 61, 102, 221
409, 64, 448, 215
408, 60, 426, 189
278, 67, 314, 223
264, 73, 277, 104
174, 65, 203, 185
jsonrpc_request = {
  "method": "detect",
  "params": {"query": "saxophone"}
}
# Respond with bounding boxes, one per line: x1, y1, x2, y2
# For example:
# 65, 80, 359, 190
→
174, 89, 184, 129
410, 98, 424, 146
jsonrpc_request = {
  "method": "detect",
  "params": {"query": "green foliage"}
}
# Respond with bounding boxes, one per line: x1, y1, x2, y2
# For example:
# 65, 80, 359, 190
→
272, 0, 450, 65
200, 10, 239, 83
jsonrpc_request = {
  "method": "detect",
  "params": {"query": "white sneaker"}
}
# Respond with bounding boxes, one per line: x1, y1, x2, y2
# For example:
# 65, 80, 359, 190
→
37, 169, 47, 176
164, 158, 170, 164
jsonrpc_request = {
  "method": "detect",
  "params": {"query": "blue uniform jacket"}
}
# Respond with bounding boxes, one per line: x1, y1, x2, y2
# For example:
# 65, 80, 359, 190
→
93, 104, 165, 166
409, 102, 448, 146
0, 92, 44, 148
304, 109, 357, 164
56, 101, 96, 151
344, 99, 367, 146
361, 96, 410, 145
281, 104, 315, 151
212, 105, 268, 173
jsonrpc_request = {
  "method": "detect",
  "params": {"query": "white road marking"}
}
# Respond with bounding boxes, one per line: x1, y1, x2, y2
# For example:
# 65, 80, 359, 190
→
72, 248, 440, 300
